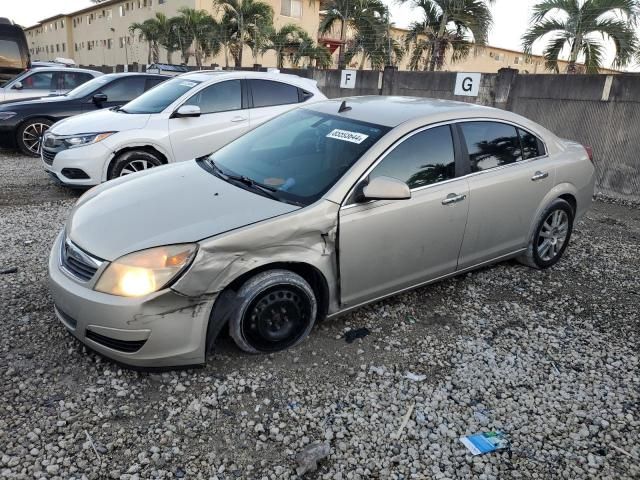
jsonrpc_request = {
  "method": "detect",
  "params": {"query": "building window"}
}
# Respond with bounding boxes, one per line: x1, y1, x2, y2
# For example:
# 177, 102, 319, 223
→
107, 9, 113, 20
281, 0, 302, 17
60, 19, 65, 28
120, 5, 125, 16
62, 43, 66, 52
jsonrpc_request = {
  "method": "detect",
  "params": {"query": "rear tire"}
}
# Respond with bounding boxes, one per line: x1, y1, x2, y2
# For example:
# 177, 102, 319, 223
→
17, 118, 53, 157
519, 199, 574, 269
108, 150, 163, 180
229, 270, 317, 354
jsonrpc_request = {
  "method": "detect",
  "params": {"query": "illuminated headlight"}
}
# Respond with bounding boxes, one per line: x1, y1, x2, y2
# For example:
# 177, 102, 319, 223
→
0, 112, 17, 120
95, 244, 197, 297
62, 132, 116, 149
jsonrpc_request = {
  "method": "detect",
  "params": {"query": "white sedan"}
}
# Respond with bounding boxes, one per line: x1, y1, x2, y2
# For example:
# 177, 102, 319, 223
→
41, 70, 326, 186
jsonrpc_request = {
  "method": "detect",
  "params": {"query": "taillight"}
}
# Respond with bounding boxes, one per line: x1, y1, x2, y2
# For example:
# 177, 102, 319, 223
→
584, 146, 594, 163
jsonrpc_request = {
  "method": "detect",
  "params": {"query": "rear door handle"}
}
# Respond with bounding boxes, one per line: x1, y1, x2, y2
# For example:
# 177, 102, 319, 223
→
442, 193, 467, 205
231, 116, 247, 123
531, 171, 549, 181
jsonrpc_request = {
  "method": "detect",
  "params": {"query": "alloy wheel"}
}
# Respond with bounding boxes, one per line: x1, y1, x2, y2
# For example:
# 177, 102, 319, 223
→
22, 123, 49, 155
119, 159, 154, 176
537, 210, 569, 262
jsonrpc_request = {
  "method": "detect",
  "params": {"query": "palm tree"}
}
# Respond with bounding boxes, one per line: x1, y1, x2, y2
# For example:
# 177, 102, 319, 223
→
153, 13, 179, 64
173, 8, 220, 68
402, 0, 494, 71
344, 9, 405, 69
287, 32, 333, 68
319, 0, 388, 69
261, 24, 308, 68
129, 19, 161, 64
215, 0, 274, 67
522, 0, 638, 74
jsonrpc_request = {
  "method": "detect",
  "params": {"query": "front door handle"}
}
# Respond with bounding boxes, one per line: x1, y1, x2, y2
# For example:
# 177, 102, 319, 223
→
531, 171, 549, 181
230, 116, 247, 123
442, 193, 467, 205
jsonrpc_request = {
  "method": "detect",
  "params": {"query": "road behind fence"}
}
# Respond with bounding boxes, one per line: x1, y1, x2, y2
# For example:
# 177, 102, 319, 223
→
80, 63, 639, 202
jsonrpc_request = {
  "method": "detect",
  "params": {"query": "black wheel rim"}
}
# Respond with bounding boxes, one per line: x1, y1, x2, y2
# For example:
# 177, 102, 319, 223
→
242, 285, 312, 352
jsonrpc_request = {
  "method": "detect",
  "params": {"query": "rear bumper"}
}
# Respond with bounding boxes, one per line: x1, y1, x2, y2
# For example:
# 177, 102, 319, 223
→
48, 232, 216, 367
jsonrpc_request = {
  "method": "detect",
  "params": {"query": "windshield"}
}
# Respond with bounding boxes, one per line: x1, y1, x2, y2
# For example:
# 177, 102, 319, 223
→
205, 109, 390, 206
65, 75, 112, 98
121, 77, 201, 114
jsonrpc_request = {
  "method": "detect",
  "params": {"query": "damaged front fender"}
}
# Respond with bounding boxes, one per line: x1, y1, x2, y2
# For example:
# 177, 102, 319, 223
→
172, 200, 340, 314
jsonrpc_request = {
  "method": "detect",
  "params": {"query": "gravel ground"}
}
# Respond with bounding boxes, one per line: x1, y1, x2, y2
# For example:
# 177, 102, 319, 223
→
1, 152, 638, 480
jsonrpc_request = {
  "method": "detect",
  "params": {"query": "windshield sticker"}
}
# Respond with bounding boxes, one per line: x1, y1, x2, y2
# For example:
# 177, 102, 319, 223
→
179, 81, 197, 87
326, 129, 369, 144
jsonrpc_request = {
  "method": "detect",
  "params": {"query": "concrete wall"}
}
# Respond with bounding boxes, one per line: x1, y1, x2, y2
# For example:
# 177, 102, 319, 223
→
282, 67, 639, 201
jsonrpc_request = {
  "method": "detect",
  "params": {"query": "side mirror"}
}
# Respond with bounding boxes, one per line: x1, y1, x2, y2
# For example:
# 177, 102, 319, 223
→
92, 93, 108, 105
360, 176, 411, 202
173, 105, 201, 118
12, 81, 23, 90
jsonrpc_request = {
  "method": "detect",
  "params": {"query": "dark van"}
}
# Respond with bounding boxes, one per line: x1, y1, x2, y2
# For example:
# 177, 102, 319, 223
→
0, 18, 30, 85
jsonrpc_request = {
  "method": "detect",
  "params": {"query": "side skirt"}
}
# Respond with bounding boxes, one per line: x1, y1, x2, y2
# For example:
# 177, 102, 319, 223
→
327, 248, 527, 320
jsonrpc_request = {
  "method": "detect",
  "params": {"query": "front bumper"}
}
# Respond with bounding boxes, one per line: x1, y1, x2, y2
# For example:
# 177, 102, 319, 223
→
42, 141, 113, 187
48, 232, 216, 367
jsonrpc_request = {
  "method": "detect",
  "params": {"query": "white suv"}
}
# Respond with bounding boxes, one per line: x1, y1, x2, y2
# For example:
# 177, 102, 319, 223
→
42, 70, 326, 186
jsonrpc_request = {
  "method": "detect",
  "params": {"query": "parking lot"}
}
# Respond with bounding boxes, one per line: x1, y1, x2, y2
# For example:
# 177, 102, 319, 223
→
0, 151, 638, 479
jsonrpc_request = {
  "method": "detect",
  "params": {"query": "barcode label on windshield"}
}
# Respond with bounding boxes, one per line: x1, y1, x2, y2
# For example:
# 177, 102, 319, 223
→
326, 129, 369, 144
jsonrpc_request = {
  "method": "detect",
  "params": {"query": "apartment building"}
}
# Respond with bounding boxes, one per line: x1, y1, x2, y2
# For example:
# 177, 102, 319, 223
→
24, 0, 320, 68
25, 1, 616, 73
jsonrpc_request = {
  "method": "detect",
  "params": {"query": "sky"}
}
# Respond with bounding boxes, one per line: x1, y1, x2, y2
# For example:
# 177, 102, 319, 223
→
2, 0, 628, 70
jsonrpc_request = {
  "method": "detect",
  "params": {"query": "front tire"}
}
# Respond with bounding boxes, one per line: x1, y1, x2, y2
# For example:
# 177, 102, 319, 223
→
108, 150, 163, 180
519, 199, 574, 269
17, 118, 53, 156
229, 270, 317, 354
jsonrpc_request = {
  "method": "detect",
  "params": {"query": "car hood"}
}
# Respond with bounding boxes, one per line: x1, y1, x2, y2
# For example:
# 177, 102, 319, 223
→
67, 161, 300, 261
50, 108, 151, 135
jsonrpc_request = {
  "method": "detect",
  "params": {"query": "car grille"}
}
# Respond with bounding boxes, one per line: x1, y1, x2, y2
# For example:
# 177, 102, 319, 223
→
60, 238, 103, 282
85, 329, 147, 353
42, 148, 56, 165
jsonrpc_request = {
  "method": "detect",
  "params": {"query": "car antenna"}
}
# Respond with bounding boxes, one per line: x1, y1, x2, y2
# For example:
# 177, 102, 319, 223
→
338, 100, 351, 113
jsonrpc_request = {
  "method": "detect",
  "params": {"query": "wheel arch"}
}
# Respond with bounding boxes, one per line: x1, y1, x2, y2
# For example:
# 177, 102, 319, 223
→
204, 261, 331, 355
15, 115, 57, 139
528, 183, 579, 242
105, 144, 169, 179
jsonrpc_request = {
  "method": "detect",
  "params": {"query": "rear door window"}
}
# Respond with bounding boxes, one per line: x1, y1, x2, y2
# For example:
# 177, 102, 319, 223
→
518, 128, 546, 159
144, 77, 166, 91
60, 72, 94, 89
460, 121, 522, 172
370, 125, 456, 189
184, 80, 242, 113
249, 79, 299, 108
100, 76, 146, 102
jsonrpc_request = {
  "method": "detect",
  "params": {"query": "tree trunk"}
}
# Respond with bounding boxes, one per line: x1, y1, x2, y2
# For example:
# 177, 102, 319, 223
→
567, 33, 582, 74
428, 13, 448, 72
338, 18, 347, 69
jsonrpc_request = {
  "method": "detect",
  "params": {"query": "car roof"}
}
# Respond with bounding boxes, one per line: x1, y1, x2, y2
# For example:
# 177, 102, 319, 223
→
101, 72, 167, 78
179, 70, 318, 90
306, 96, 505, 128
28, 66, 103, 75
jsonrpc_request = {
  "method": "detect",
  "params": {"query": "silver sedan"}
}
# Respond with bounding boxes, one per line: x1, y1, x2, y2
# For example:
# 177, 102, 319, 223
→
48, 96, 595, 367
